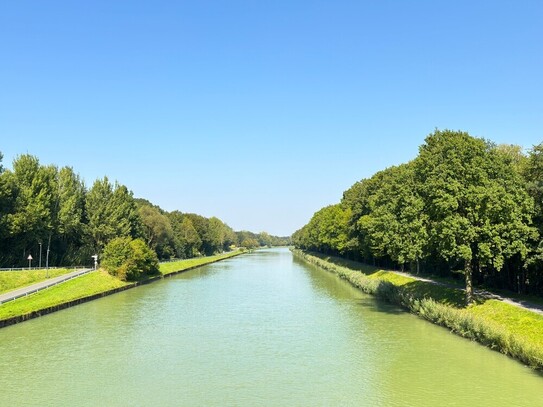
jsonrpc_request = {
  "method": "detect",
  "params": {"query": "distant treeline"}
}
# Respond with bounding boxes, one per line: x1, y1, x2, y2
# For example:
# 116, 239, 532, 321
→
0, 153, 290, 268
293, 130, 543, 300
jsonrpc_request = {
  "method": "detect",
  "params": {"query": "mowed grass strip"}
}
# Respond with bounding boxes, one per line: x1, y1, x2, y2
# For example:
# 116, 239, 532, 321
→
469, 299, 543, 348
0, 271, 129, 320
0, 268, 78, 294
160, 250, 243, 275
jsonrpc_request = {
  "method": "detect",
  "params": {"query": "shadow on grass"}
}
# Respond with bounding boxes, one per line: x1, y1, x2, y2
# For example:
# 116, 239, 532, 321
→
400, 280, 466, 308
307, 251, 379, 275
307, 251, 467, 308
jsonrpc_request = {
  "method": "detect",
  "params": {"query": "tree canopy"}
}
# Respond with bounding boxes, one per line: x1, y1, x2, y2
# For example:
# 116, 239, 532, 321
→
294, 130, 542, 301
0, 152, 288, 269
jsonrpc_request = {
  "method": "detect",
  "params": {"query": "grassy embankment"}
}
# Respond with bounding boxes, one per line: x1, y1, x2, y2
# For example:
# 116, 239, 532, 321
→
0, 268, 77, 295
0, 250, 244, 325
293, 249, 543, 370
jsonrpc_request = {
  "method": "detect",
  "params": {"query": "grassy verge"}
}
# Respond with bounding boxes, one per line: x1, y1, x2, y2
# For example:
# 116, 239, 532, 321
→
293, 249, 543, 370
0, 271, 129, 321
160, 250, 244, 275
0, 268, 79, 294
0, 250, 245, 328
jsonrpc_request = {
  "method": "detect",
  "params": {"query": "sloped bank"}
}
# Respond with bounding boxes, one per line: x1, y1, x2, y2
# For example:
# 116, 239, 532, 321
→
292, 249, 543, 371
0, 250, 245, 329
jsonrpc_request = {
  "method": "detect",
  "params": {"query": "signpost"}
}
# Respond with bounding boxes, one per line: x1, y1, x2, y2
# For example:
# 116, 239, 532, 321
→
27, 254, 33, 269
91, 255, 98, 270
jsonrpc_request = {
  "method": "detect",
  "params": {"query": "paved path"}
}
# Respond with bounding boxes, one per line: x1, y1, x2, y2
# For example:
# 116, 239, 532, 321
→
392, 269, 543, 316
0, 268, 93, 304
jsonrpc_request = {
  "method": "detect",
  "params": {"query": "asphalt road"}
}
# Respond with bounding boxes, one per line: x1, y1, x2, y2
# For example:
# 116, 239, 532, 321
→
0, 268, 93, 304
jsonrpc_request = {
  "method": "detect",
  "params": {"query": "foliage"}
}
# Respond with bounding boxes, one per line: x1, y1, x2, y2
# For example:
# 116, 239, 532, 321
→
159, 250, 244, 275
236, 230, 291, 248
86, 177, 142, 252
240, 237, 260, 249
137, 201, 175, 259
168, 211, 202, 258
294, 130, 541, 300
101, 237, 159, 281
414, 130, 536, 302
292, 204, 350, 255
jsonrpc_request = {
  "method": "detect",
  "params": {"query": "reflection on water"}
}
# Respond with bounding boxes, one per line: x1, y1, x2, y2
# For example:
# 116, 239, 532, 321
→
0, 248, 541, 406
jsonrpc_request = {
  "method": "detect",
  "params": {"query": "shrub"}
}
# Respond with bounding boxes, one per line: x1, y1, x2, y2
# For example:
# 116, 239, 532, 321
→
101, 237, 159, 281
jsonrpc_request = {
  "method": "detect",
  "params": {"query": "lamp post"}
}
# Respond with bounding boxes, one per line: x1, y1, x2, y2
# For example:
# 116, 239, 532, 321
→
46, 247, 50, 278
39, 242, 42, 268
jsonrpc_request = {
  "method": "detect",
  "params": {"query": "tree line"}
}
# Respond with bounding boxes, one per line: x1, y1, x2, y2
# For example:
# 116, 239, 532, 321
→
293, 130, 543, 301
0, 152, 290, 268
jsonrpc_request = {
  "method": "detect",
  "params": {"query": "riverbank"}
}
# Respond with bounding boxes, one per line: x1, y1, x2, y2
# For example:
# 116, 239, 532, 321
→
0, 250, 245, 329
292, 249, 543, 370
0, 268, 79, 295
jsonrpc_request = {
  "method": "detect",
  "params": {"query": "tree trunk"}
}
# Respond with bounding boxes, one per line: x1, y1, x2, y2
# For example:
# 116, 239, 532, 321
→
465, 258, 473, 305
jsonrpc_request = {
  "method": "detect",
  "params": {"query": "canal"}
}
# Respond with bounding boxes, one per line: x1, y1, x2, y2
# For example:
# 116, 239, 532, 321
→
0, 248, 541, 406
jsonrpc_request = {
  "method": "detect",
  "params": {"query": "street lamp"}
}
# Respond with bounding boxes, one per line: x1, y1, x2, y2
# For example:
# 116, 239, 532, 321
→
46, 246, 50, 278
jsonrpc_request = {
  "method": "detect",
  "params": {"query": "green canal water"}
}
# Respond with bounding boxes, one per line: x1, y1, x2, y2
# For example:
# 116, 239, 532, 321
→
0, 248, 542, 406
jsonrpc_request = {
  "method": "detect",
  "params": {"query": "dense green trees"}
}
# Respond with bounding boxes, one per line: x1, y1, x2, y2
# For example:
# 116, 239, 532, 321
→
294, 130, 543, 301
292, 204, 350, 255
86, 177, 142, 254
137, 200, 175, 259
0, 152, 287, 269
235, 230, 291, 248
101, 237, 159, 281
168, 211, 202, 258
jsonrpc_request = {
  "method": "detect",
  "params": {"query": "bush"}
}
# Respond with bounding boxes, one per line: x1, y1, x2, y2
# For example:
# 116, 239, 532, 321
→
101, 237, 159, 281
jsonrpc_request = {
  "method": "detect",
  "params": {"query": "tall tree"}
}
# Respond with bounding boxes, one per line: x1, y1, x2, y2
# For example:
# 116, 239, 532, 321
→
137, 203, 174, 259
55, 166, 86, 263
523, 143, 543, 231
169, 212, 202, 258
414, 130, 535, 303
6, 155, 58, 265
86, 177, 141, 252
358, 163, 427, 271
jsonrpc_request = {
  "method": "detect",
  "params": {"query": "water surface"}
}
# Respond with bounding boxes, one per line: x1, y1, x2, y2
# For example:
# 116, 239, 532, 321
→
0, 248, 541, 406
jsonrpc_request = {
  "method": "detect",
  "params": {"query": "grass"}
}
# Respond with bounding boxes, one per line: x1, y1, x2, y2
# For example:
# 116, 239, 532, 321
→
0, 268, 78, 294
0, 250, 245, 326
0, 271, 129, 320
293, 249, 543, 370
159, 250, 244, 275
469, 300, 543, 349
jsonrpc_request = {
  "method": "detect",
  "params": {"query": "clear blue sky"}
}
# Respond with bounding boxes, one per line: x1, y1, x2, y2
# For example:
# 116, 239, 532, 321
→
1, 1, 541, 236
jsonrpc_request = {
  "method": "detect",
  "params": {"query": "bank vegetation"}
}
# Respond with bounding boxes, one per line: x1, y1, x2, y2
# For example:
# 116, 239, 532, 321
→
293, 130, 543, 302
0, 152, 290, 271
292, 130, 543, 368
293, 249, 543, 370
